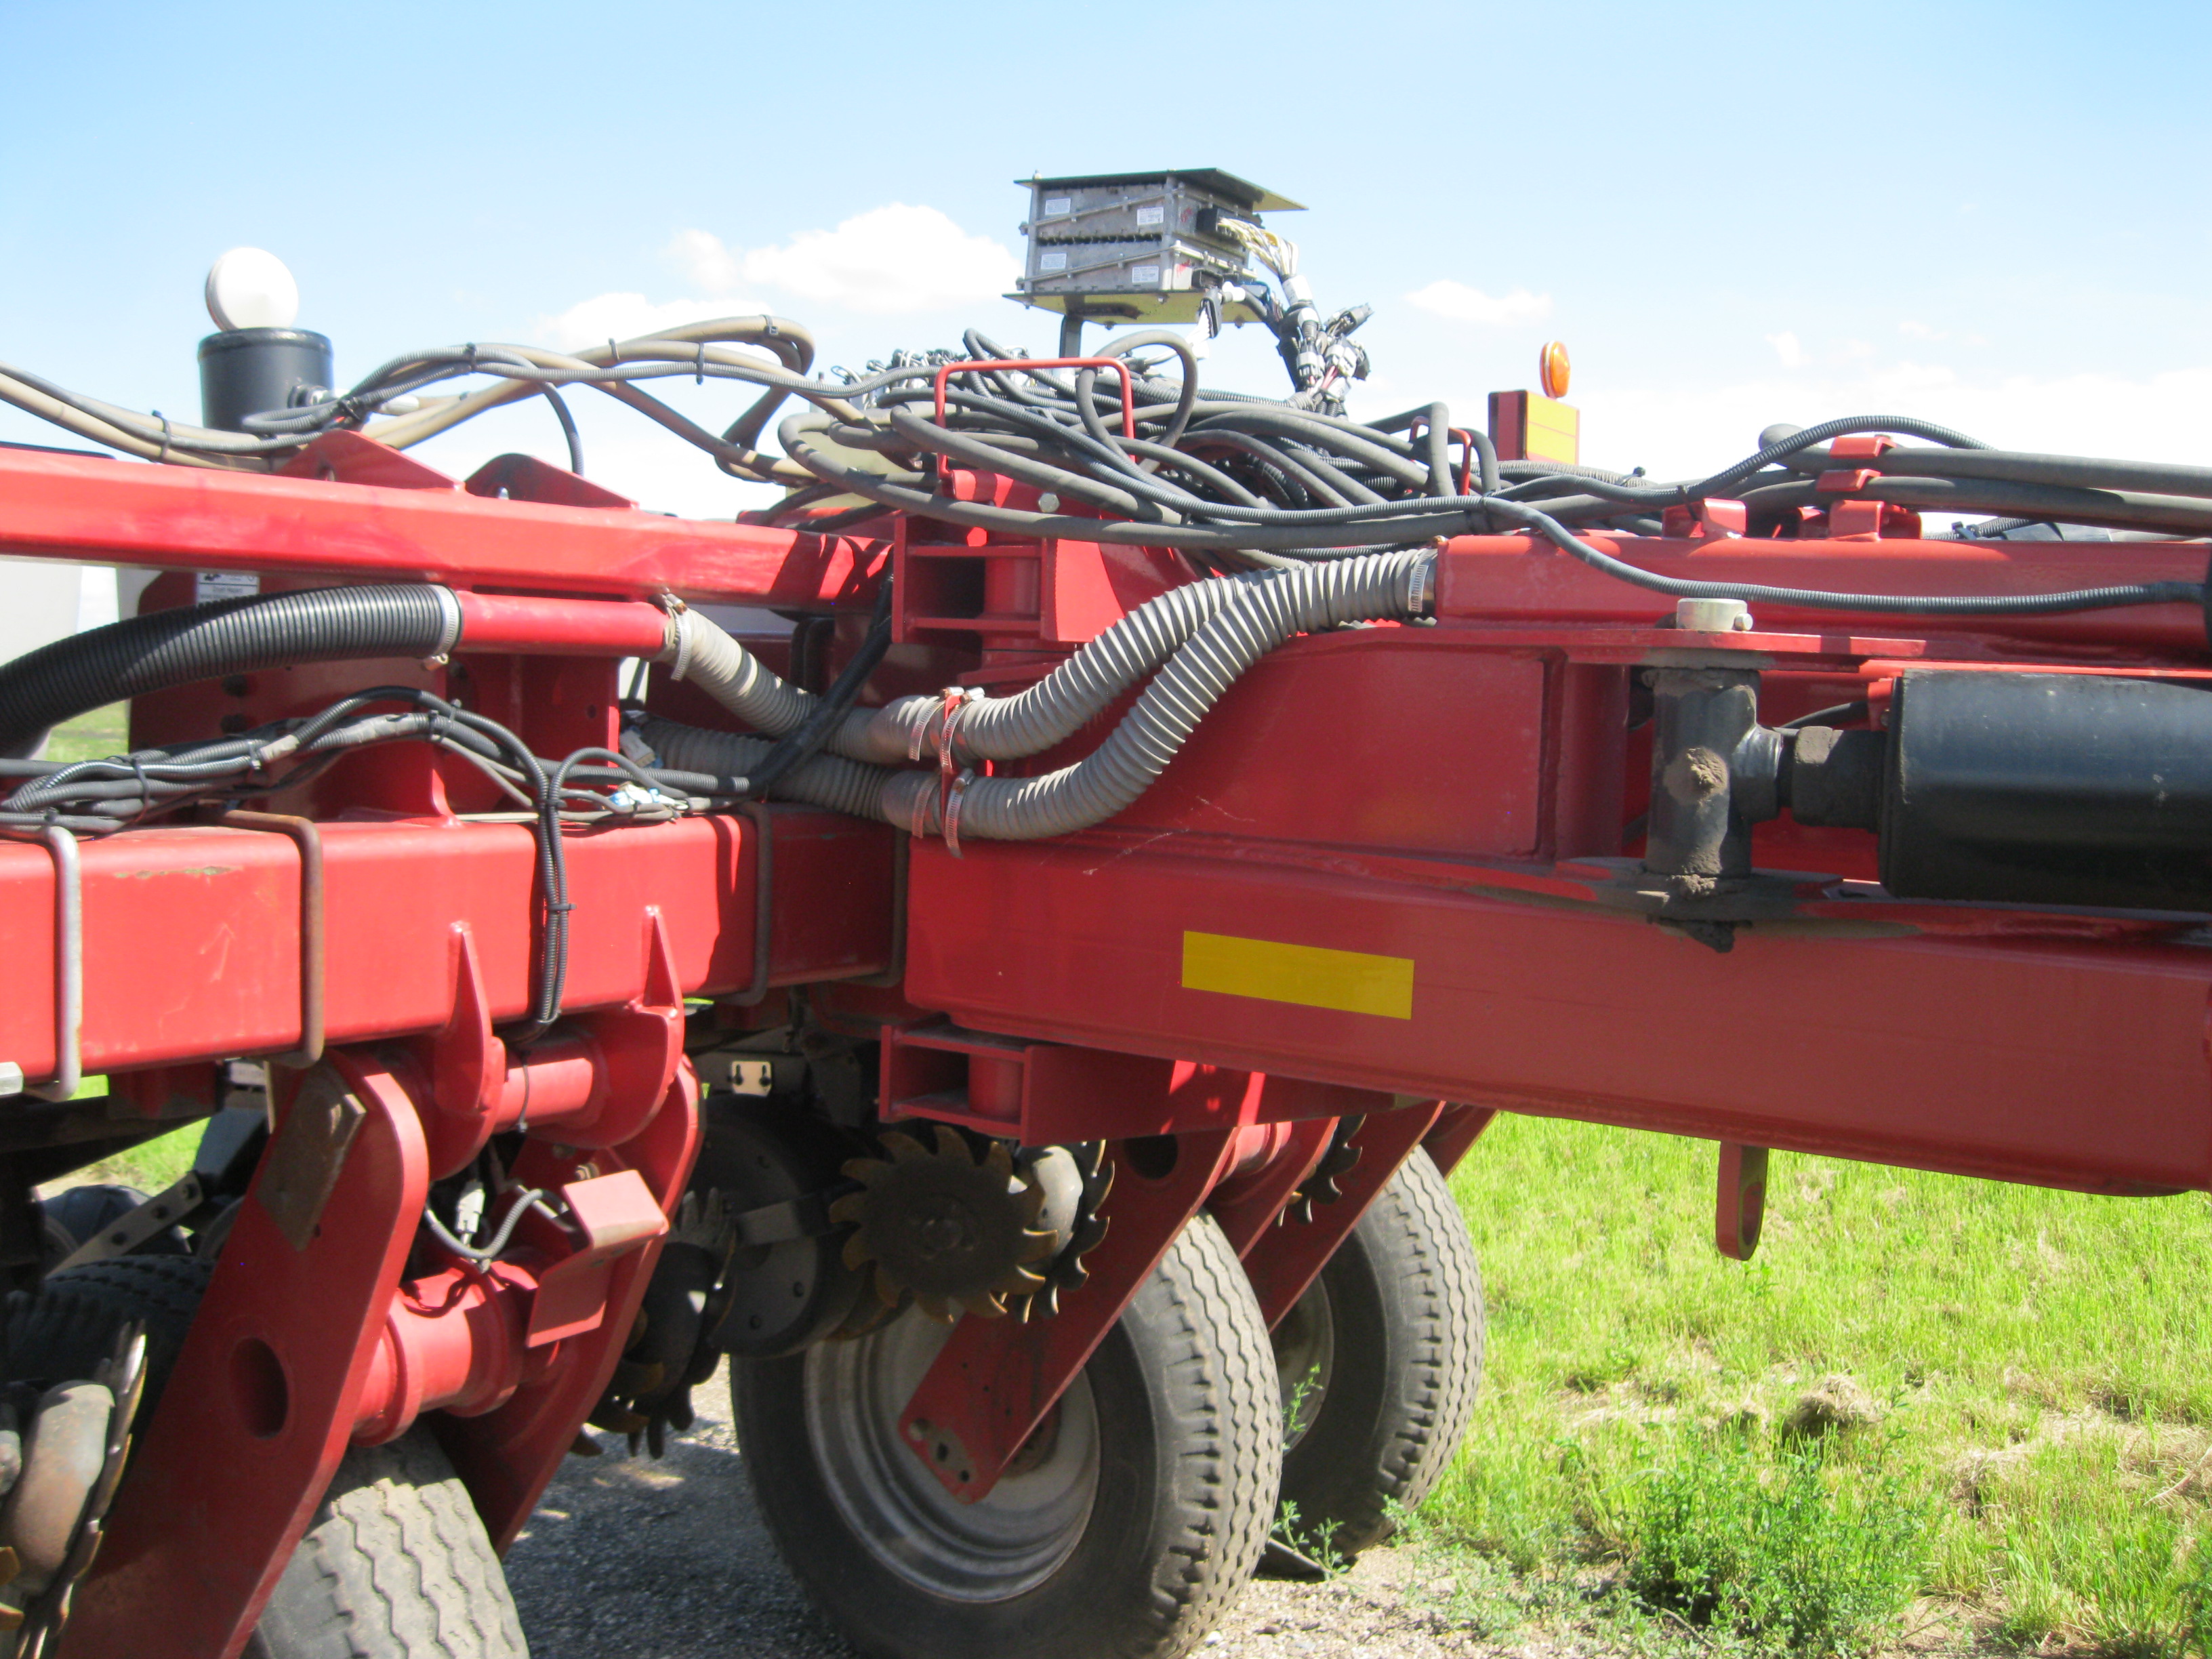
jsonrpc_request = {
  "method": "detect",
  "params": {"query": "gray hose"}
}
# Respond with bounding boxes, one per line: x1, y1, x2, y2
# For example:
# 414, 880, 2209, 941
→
661, 572, 1296, 773
657, 607, 820, 737
1735, 474, 2212, 538
836, 573, 1271, 764
883, 549, 1431, 841
1780, 445, 2212, 503
637, 550, 1433, 844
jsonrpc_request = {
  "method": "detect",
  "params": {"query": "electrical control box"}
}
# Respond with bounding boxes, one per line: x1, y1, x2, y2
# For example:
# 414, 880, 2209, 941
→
1010, 169, 1303, 325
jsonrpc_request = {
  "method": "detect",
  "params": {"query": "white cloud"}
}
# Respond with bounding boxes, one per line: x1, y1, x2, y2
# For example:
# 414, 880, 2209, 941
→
1571, 360, 2212, 489
1765, 331, 1807, 369
668, 227, 745, 294
535, 291, 765, 351
1405, 281, 1553, 326
674, 205, 1019, 316
1899, 319, 1945, 340
537, 202, 1017, 356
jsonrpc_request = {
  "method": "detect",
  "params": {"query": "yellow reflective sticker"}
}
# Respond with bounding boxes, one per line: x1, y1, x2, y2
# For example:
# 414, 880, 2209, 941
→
1180, 931, 1414, 1020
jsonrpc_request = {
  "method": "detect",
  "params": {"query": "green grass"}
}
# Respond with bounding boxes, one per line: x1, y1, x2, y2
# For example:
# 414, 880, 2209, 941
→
79, 1120, 201, 1193
1427, 1115, 2212, 1656
35, 1077, 201, 1197
34, 708, 201, 1196
41, 702, 128, 764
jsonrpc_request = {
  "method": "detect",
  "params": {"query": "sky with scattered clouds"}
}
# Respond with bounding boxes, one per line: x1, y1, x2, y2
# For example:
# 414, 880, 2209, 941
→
3, 0, 2208, 529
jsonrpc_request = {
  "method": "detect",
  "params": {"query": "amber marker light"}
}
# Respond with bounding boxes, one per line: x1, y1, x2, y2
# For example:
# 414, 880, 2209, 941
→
1539, 340, 1571, 401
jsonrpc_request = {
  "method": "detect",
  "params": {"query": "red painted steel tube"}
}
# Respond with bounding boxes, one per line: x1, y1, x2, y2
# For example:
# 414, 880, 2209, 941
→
78, 1054, 432, 1659
933, 358, 1136, 437
353, 1263, 533, 1444
0, 447, 884, 607
904, 836, 2212, 1196
0, 808, 893, 1079
453, 591, 670, 655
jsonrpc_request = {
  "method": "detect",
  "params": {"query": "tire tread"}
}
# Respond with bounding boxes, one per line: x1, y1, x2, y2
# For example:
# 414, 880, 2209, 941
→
1278, 1149, 1483, 1555
248, 1433, 528, 1659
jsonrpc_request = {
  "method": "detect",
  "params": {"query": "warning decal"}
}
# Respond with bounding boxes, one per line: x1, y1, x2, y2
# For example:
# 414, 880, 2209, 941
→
1180, 931, 1414, 1021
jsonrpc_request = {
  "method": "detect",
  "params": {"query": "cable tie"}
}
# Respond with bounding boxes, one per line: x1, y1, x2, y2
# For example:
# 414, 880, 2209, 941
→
695, 342, 707, 386
935, 687, 968, 778
607, 337, 619, 365
905, 775, 934, 840
152, 411, 171, 466
942, 768, 973, 859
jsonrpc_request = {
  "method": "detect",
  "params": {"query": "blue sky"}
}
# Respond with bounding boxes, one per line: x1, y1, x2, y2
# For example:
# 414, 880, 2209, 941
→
3, 0, 2208, 520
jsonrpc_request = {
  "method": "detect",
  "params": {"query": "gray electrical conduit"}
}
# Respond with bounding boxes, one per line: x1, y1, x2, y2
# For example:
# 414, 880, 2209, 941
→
659, 562, 1366, 768
638, 549, 1433, 842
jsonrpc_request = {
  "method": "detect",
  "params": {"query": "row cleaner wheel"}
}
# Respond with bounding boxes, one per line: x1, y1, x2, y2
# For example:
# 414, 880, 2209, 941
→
832, 1128, 1108, 1324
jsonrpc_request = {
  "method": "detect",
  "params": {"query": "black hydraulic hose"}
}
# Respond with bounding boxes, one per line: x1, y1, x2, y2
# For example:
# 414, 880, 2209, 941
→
1786, 445, 2212, 504
1735, 475, 2212, 537
1693, 415, 1988, 497
1420, 405, 1454, 498
1183, 429, 1359, 506
1478, 496, 2203, 615
0, 584, 460, 755
745, 579, 895, 798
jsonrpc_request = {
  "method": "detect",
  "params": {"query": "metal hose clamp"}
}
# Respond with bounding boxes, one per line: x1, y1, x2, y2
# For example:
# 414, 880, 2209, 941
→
427, 583, 464, 664
660, 602, 696, 683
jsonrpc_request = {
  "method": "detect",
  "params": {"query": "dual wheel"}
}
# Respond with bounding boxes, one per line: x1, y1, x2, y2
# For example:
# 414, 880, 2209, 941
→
734, 1145, 1483, 1659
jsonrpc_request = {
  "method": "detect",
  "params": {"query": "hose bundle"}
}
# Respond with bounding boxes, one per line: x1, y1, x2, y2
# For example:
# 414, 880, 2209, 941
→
637, 548, 1433, 842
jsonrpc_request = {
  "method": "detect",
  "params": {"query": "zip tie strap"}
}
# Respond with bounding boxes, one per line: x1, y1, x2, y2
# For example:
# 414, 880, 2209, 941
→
942, 769, 973, 859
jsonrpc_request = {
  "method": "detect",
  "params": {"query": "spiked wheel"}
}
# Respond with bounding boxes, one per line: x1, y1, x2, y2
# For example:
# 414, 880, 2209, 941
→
832, 1126, 1062, 1322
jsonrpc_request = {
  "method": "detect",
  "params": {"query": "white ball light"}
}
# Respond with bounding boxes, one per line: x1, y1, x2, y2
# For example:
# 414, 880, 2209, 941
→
205, 247, 300, 331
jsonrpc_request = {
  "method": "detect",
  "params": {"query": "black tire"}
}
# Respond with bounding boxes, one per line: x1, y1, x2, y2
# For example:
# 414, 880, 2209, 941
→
733, 1208, 1279, 1659
3, 1254, 213, 1416
5, 1258, 527, 1657
245, 1431, 529, 1659
1273, 1147, 1483, 1559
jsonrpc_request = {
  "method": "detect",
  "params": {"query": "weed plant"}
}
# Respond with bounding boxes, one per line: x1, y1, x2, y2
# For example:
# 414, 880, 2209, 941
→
1624, 1431, 1933, 1654
1427, 1114, 2212, 1656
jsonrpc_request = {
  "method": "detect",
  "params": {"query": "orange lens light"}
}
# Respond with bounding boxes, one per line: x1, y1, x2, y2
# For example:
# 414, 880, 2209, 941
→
1539, 340, 1571, 401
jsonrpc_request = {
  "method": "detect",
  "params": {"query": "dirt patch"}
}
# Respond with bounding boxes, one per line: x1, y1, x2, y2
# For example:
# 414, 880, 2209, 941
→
506, 1373, 1626, 1659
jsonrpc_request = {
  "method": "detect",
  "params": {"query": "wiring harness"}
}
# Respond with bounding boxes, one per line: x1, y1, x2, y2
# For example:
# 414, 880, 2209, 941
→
7, 312, 2208, 598
4, 312, 2211, 859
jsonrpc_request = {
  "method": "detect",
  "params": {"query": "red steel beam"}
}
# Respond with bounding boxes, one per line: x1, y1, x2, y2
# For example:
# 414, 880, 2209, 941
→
0, 447, 883, 607
903, 835, 2212, 1196
0, 808, 893, 1082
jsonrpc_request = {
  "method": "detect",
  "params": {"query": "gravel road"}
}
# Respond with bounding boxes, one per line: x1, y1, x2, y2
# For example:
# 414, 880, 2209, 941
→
506, 1370, 1501, 1659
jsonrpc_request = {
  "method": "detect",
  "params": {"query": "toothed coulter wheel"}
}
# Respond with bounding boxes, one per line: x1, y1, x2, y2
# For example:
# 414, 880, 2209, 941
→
1283, 1112, 1365, 1225
833, 1128, 1107, 1323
